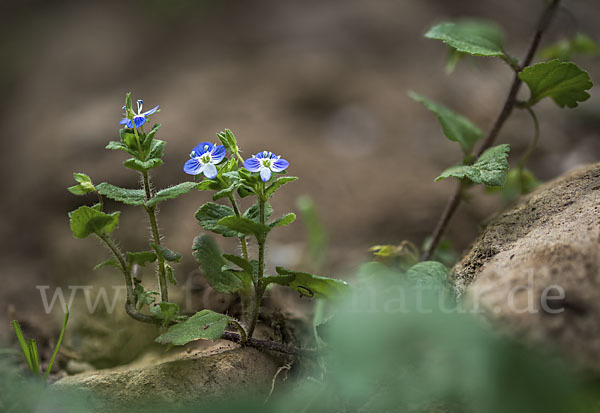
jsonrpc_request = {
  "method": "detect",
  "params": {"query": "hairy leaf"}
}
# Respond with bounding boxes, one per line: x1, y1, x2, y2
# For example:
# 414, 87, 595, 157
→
269, 213, 296, 228
93, 259, 120, 270
436, 144, 510, 186
192, 235, 244, 293
409, 92, 483, 154
147, 182, 198, 207
150, 243, 182, 263
155, 310, 230, 345
69, 206, 120, 239
217, 216, 271, 238
149, 302, 181, 326
265, 176, 298, 198
243, 202, 273, 222
126, 251, 157, 267
519, 60, 592, 108
195, 202, 239, 237
123, 158, 163, 172
96, 182, 146, 206
216, 129, 239, 156
425, 20, 505, 57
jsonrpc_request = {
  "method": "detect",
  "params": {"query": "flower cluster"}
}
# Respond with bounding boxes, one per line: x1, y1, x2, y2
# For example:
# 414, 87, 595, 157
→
183, 144, 289, 182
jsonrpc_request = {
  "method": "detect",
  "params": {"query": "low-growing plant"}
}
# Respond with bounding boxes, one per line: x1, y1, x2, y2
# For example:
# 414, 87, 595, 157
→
67, 93, 349, 352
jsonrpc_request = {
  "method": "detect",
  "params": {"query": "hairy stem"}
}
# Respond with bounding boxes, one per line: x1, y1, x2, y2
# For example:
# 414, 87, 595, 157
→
142, 171, 169, 302
422, 0, 561, 261
248, 192, 266, 337
228, 195, 249, 261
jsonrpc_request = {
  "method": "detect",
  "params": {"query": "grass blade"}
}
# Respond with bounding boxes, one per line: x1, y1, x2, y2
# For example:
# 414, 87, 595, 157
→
11, 320, 33, 371
44, 305, 70, 380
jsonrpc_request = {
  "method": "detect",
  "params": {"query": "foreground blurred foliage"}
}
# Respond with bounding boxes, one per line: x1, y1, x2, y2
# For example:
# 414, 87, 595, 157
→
3, 262, 599, 412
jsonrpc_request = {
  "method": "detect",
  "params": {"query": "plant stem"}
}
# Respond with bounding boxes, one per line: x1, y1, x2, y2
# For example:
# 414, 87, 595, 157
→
221, 331, 316, 356
248, 189, 266, 337
518, 107, 540, 171
422, 0, 561, 261
141, 170, 169, 302
98, 233, 161, 324
228, 195, 249, 261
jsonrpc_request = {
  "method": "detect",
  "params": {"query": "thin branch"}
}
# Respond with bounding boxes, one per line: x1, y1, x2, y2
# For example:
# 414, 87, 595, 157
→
422, 0, 561, 261
222, 331, 317, 357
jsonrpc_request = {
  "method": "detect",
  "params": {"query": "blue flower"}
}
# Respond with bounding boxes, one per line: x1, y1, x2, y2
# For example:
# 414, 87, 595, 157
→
244, 151, 289, 182
120, 99, 160, 129
183, 142, 226, 179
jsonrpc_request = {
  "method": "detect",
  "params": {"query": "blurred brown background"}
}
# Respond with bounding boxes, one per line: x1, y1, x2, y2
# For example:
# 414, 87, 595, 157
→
1, 0, 599, 342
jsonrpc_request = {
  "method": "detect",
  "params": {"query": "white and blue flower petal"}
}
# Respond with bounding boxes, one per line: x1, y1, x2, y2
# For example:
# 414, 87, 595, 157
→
141, 105, 160, 117
133, 116, 147, 128
260, 167, 272, 182
271, 158, 289, 172
193, 142, 214, 156
203, 163, 218, 179
211, 145, 226, 163
244, 157, 262, 172
120, 118, 131, 127
183, 158, 203, 175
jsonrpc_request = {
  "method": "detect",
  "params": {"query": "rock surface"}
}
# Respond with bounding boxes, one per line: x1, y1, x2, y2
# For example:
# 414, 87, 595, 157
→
453, 162, 600, 371
54, 341, 284, 409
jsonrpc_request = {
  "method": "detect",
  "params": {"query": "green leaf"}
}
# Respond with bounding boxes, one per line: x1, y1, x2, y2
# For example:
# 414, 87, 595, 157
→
134, 283, 159, 310
405, 261, 448, 288
12, 321, 33, 371
217, 216, 271, 238
69, 206, 120, 239
93, 259, 120, 270
409, 92, 483, 154
192, 235, 244, 293
268, 267, 350, 300
425, 20, 505, 57
149, 139, 166, 159
265, 176, 298, 198
106, 140, 136, 156
150, 243, 182, 263
270, 213, 296, 228
222, 254, 254, 275
519, 60, 593, 108
126, 251, 157, 267
243, 202, 273, 222
486, 168, 540, 201
540, 33, 598, 61
147, 182, 198, 207
123, 158, 163, 172
195, 202, 239, 237
436, 144, 510, 186
149, 302, 182, 326
155, 310, 230, 345
165, 264, 177, 285
213, 182, 240, 201
96, 182, 146, 206
216, 129, 240, 156
68, 173, 95, 195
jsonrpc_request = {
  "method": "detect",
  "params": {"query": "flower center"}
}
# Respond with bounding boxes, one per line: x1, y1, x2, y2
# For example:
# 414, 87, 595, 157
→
201, 154, 212, 164
261, 159, 272, 168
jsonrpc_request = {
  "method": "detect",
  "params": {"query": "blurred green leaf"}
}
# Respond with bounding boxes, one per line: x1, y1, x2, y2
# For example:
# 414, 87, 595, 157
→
155, 310, 230, 345
540, 33, 598, 61
409, 91, 483, 154
149, 302, 181, 326
69, 206, 120, 238
436, 144, 510, 186
192, 235, 244, 293
96, 182, 146, 206
425, 20, 505, 57
405, 261, 448, 288
487, 168, 540, 201
519, 60, 592, 108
